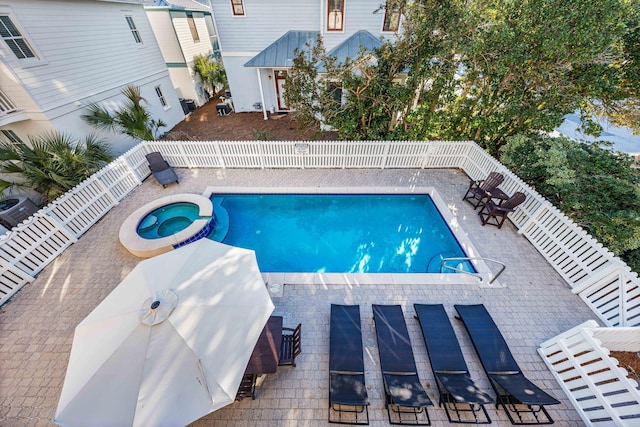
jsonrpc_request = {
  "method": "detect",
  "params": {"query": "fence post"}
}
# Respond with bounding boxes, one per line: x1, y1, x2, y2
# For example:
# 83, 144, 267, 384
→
258, 141, 265, 169
213, 141, 226, 168
93, 176, 119, 207
177, 142, 191, 168
122, 154, 143, 185
421, 142, 433, 169
619, 270, 628, 327
382, 141, 391, 169
517, 202, 551, 235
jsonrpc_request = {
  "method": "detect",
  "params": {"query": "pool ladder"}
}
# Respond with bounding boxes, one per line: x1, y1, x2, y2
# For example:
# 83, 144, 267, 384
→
440, 257, 506, 285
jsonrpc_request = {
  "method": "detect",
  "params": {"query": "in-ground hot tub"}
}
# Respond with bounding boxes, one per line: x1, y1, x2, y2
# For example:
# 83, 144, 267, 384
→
119, 194, 214, 257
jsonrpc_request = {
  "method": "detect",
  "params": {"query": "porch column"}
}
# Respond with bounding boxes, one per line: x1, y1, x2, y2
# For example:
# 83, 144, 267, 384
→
256, 68, 268, 120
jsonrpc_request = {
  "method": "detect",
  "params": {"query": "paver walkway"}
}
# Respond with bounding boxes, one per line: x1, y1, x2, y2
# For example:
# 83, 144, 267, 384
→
0, 168, 594, 426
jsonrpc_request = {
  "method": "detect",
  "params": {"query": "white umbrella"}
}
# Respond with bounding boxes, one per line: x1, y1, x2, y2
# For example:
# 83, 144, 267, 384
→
54, 239, 275, 427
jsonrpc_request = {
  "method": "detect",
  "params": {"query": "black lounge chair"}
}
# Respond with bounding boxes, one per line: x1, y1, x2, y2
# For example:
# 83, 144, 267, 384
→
145, 152, 179, 188
454, 304, 560, 425
329, 304, 370, 425
414, 304, 493, 424
463, 172, 505, 209
372, 304, 432, 425
478, 192, 526, 229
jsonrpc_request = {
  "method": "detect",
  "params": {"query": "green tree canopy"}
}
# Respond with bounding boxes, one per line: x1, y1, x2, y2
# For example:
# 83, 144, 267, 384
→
0, 132, 113, 204
285, 0, 639, 153
499, 134, 640, 272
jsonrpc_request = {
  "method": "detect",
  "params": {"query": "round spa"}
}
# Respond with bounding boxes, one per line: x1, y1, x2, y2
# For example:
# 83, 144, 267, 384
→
119, 194, 214, 257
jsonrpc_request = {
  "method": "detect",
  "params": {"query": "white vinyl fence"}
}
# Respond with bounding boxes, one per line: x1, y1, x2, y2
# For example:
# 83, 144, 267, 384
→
539, 321, 640, 426
0, 140, 639, 328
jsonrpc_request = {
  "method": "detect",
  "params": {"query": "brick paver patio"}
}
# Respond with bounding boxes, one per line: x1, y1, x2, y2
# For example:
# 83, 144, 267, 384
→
0, 168, 595, 426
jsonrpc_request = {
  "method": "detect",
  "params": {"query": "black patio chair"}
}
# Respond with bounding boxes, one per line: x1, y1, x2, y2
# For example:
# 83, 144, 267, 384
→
235, 373, 257, 401
329, 304, 370, 425
478, 191, 526, 229
373, 304, 433, 425
463, 171, 505, 209
145, 151, 179, 188
413, 304, 493, 424
454, 304, 560, 425
279, 323, 301, 367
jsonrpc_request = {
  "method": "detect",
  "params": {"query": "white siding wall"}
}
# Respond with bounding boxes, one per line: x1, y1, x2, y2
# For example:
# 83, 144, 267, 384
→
169, 67, 199, 102
211, 0, 401, 115
0, 0, 184, 153
146, 9, 184, 63
172, 11, 213, 63
211, 0, 319, 52
224, 56, 261, 113
4, 1, 168, 112
322, 0, 396, 50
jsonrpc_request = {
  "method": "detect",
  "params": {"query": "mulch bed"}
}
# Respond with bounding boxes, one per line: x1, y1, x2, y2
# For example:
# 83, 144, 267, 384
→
161, 99, 335, 141
610, 351, 640, 385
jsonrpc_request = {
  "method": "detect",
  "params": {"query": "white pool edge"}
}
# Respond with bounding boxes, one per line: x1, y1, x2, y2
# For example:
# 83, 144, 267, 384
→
203, 186, 499, 288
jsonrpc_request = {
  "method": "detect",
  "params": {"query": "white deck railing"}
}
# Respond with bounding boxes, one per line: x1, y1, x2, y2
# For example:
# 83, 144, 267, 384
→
0, 140, 639, 328
539, 321, 640, 426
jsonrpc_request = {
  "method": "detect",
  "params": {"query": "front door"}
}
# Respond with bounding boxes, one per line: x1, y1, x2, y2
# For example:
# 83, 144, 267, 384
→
274, 70, 288, 111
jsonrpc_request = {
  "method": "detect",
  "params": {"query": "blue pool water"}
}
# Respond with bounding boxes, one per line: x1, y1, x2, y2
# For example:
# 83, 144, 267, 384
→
209, 194, 474, 274
137, 202, 201, 239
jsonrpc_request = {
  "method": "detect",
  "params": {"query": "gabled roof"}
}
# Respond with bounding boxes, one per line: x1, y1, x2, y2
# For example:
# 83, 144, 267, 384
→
327, 30, 383, 64
317, 30, 383, 72
244, 31, 320, 68
153, 0, 210, 12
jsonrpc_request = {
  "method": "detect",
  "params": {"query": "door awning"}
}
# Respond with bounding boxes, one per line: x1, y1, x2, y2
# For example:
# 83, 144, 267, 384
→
244, 30, 320, 68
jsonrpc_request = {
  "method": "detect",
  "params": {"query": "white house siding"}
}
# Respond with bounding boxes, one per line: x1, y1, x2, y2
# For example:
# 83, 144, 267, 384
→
223, 55, 262, 113
146, 8, 214, 106
146, 10, 184, 63
211, 0, 319, 52
321, 0, 398, 50
0, 0, 184, 154
211, 0, 401, 115
171, 11, 212, 64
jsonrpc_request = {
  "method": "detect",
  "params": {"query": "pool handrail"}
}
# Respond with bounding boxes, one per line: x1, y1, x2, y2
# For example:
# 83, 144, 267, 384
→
440, 257, 506, 284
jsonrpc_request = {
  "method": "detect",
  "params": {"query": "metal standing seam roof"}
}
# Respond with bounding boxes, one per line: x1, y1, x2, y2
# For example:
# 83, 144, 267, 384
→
326, 30, 383, 64
153, 0, 211, 12
244, 31, 320, 68
317, 30, 383, 72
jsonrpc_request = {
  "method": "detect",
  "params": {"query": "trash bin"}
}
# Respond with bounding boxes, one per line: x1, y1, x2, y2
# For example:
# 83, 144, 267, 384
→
179, 98, 189, 115
185, 99, 196, 112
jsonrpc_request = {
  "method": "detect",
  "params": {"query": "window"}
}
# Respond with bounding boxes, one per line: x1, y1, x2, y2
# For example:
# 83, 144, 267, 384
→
187, 13, 199, 42
0, 15, 36, 59
327, 82, 343, 105
1, 129, 22, 144
125, 16, 142, 44
231, 0, 245, 16
155, 85, 168, 108
382, 8, 400, 32
327, 0, 344, 31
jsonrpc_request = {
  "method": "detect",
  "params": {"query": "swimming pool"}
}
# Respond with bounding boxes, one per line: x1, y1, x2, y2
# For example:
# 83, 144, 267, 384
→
209, 193, 475, 274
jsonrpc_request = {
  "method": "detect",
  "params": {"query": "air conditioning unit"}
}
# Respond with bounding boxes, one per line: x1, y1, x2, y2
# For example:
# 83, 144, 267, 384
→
0, 196, 39, 229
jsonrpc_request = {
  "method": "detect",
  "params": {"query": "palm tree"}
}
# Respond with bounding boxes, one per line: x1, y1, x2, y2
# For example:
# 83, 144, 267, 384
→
193, 54, 228, 95
82, 85, 167, 141
0, 132, 113, 204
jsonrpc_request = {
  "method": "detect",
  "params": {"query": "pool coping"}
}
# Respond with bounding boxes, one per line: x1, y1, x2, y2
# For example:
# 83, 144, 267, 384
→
203, 186, 499, 289
119, 193, 213, 258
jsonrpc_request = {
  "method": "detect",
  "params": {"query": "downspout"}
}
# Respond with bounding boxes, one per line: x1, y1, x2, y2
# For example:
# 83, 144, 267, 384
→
319, 0, 323, 33
256, 68, 268, 120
